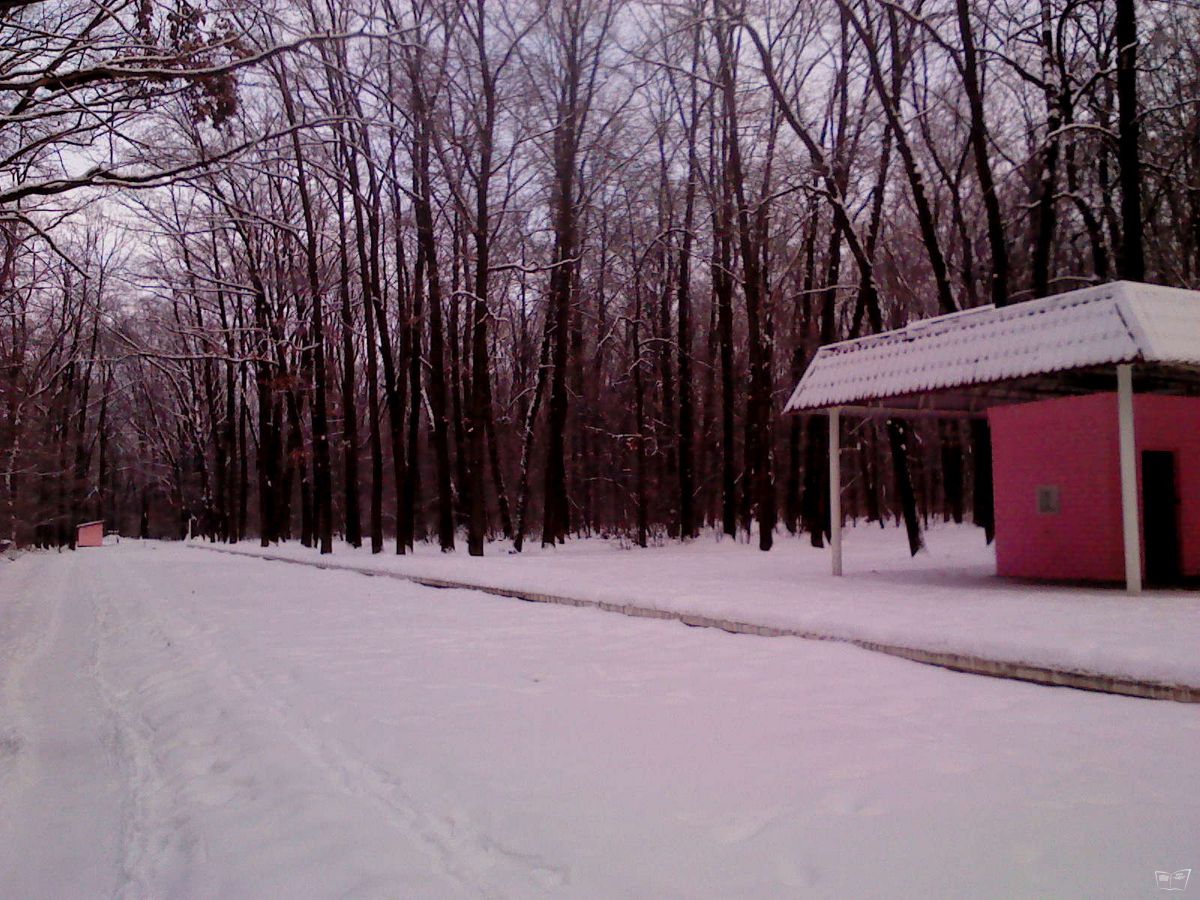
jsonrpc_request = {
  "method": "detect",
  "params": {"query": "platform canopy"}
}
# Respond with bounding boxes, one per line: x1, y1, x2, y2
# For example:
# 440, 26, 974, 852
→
782, 281, 1200, 593
784, 281, 1200, 418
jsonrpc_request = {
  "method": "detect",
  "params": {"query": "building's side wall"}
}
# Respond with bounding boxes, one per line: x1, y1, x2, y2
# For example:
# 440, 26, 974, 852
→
77, 522, 103, 548
990, 393, 1200, 582
991, 395, 1123, 581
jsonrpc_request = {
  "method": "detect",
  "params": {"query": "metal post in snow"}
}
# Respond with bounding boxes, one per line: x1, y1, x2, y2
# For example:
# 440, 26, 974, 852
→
1116, 364, 1142, 593
829, 407, 842, 577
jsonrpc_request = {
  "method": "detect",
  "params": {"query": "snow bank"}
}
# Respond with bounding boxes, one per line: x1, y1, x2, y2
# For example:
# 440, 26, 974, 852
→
202, 525, 1200, 688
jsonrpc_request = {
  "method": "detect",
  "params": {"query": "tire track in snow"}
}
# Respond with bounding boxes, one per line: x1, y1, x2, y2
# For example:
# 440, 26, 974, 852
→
0, 551, 127, 897
88, 551, 463, 898
0, 555, 67, 811
89, 568, 200, 899
138, 555, 568, 895
89, 547, 564, 898
0, 558, 50, 791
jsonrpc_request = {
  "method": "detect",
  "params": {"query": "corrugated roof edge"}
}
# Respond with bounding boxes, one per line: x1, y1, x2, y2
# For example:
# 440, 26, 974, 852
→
819, 283, 1127, 357
783, 280, 1200, 413
1115, 281, 1200, 365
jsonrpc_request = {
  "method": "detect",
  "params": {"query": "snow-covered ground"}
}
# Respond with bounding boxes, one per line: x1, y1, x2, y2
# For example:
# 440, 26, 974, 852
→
204, 525, 1200, 688
1, 542, 1198, 899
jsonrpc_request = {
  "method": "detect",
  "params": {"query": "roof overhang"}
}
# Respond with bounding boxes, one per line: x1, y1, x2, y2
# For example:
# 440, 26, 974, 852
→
785, 281, 1200, 417
807, 362, 1200, 419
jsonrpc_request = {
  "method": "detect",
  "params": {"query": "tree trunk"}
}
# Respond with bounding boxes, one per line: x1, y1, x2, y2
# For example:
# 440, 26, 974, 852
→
956, 0, 1010, 306
1115, 0, 1144, 281
406, 50, 455, 552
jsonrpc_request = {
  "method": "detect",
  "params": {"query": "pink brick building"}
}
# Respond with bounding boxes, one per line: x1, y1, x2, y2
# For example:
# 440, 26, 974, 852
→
990, 394, 1199, 584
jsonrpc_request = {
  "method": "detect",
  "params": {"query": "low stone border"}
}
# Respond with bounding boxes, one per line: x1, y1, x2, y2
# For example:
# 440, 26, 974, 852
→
191, 543, 1200, 704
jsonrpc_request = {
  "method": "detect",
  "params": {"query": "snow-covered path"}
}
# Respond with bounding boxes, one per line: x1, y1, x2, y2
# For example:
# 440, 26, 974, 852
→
2, 543, 1198, 899
0, 548, 125, 898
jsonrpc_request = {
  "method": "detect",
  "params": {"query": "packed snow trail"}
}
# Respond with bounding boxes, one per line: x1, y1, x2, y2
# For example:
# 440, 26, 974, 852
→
0, 551, 125, 899
0, 549, 487, 899
2, 543, 1199, 899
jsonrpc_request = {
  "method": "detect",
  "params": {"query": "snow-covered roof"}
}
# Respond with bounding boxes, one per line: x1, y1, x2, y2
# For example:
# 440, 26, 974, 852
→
784, 281, 1200, 412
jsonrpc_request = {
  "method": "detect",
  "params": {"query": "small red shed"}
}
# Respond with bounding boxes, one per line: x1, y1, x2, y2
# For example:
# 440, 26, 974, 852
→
991, 393, 1200, 584
76, 520, 104, 548
784, 281, 1200, 592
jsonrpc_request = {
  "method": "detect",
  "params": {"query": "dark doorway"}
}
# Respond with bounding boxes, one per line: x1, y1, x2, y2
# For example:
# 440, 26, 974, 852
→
1142, 450, 1181, 585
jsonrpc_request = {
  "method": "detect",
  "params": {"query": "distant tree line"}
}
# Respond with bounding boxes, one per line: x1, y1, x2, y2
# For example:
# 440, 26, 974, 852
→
2, 0, 1194, 553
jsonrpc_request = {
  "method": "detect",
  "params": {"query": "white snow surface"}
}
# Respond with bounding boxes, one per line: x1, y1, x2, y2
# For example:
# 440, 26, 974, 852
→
784, 280, 1200, 411
1, 541, 1198, 899
212, 525, 1200, 688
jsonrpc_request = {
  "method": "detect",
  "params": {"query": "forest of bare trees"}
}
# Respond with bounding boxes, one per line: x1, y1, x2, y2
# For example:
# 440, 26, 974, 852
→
3, 0, 1198, 554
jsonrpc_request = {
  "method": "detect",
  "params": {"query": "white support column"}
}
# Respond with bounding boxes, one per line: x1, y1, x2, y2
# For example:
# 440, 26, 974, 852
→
1117, 364, 1142, 594
829, 407, 842, 577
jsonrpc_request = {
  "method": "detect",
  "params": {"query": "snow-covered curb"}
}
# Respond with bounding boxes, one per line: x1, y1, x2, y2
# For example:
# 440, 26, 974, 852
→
191, 543, 1200, 703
